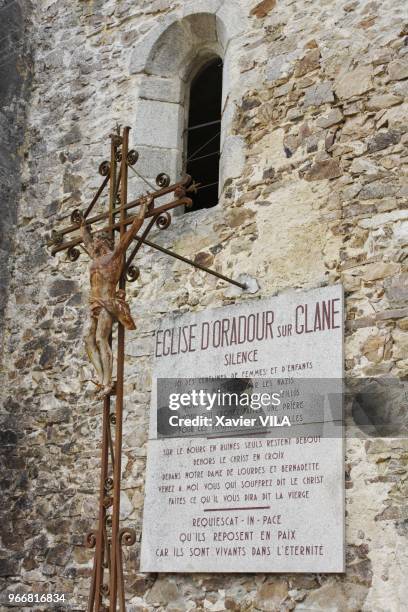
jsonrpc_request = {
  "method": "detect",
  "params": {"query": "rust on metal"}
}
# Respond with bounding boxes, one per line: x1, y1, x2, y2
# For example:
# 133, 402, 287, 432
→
46, 174, 193, 247
156, 172, 170, 188
85, 174, 110, 219
109, 124, 129, 612
48, 125, 249, 612
99, 161, 110, 176
124, 214, 158, 272
127, 233, 247, 290
126, 149, 139, 165
49, 195, 192, 255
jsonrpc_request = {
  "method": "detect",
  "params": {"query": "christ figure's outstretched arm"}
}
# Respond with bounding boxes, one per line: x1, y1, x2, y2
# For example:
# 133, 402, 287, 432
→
80, 219, 96, 258
114, 196, 150, 257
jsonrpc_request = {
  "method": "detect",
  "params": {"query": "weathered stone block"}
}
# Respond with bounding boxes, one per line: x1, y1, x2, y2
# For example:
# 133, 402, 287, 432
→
129, 23, 169, 74
219, 135, 246, 188
39, 344, 57, 369
367, 130, 401, 153
392, 328, 408, 360
138, 75, 182, 104
250, 0, 276, 18
359, 180, 397, 200
45, 543, 71, 567
253, 579, 289, 610
0, 430, 18, 446
0, 556, 19, 577
316, 108, 343, 128
185, 12, 217, 42
334, 66, 373, 99
304, 159, 342, 181
274, 81, 293, 97
134, 146, 179, 182
265, 53, 297, 82
262, 166, 275, 180
223, 207, 255, 229
397, 318, 408, 330
193, 251, 214, 267
362, 334, 386, 363
365, 94, 403, 111
388, 59, 408, 81
216, 0, 245, 46
376, 308, 408, 321
349, 158, 380, 175
381, 103, 408, 129
146, 578, 180, 605
135, 99, 182, 149
359, 209, 408, 228
49, 280, 78, 298
183, 0, 222, 17
362, 262, 400, 281
294, 48, 320, 77
384, 273, 408, 307
303, 81, 334, 108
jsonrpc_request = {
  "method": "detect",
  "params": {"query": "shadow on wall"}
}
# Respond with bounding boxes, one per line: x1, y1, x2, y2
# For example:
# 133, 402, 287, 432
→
0, 1, 33, 356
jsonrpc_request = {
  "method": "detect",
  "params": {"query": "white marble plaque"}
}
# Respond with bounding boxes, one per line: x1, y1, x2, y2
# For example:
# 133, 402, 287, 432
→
140, 285, 345, 572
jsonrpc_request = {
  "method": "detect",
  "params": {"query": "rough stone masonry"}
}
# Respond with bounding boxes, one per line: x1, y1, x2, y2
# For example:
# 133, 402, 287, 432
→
0, 0, 407, 610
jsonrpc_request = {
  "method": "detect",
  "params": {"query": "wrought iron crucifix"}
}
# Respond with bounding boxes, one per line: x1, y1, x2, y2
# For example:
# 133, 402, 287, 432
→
47, 126, 246, 611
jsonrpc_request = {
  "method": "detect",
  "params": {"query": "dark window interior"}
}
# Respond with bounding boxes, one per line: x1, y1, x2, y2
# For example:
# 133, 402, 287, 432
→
185, 58, 223, 213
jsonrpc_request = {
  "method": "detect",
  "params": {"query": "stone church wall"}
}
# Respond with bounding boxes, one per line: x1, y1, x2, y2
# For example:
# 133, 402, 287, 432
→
0, 0, 33, 351
0, 0, 407, 610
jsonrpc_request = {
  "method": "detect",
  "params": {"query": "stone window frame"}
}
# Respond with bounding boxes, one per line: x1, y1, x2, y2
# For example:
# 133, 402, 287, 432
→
129, 1, 246, 216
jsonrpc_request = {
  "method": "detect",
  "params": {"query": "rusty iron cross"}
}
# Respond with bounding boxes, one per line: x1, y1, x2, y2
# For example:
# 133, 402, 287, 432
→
47, 128, 246, 288
47, 126, 245, 612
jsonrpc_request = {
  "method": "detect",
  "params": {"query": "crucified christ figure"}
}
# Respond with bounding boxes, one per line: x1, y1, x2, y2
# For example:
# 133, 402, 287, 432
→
80, 198, 150, 399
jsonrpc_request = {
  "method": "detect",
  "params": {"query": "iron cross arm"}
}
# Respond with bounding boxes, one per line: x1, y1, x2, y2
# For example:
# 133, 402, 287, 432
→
48, 150, 246, 291
125, 230, 247, 291
50, 173, 194, 245
49, 178, 194, 256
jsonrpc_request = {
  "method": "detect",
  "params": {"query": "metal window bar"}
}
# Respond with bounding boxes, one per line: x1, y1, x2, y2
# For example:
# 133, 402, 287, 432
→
187, 150, 220, 163
185, 119, 221, 132
127, 164, 157, 191
187, 131, 220, 163
196, 181, 219, 191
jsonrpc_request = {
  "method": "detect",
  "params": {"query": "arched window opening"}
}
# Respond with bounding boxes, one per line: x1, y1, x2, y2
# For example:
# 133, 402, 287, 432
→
185, 58, 223, 213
